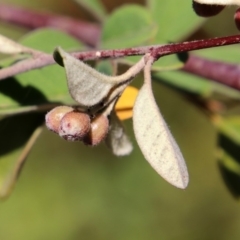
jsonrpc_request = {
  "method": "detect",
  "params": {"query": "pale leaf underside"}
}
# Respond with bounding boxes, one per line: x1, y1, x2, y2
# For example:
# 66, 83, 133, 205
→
0, 34, 28, 54
56, 47, 146, 114
57, 47, 116, 109
105, 111, 133, 156
133, 82, 189, 189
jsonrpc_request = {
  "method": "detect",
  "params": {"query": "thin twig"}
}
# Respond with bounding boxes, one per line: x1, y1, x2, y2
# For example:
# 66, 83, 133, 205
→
0, 52, 54, 80
144, 55, 155, 87
0, 3, 240, 89
152, 35, 240, 59
0, 126, 43, 198
0, 3, 101, 47
1, 3, 240, 91
183, 55, 240, 89
0, 103, 62, 116
1, 35, 240, 83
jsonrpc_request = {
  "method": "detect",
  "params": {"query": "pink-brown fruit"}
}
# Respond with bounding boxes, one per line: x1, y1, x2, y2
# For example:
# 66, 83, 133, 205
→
59, 111, 91, 141
234, 8, 240, 31
83, 115, 109, 146
192, 2, 225, 17
45, 106, 74, 133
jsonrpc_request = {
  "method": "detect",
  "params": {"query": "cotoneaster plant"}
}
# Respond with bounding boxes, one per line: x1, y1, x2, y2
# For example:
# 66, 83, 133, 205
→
1, 1, 240, 198
52, 48, 189, 189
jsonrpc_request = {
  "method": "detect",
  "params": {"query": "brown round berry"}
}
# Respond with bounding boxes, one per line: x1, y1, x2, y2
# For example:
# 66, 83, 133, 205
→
45, 106, 74, 133
192, 2, 225, 17
83, 115, 109, 146
59, 111, 91, 141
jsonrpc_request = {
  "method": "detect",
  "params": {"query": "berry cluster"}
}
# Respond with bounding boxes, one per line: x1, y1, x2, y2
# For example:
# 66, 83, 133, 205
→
192, 1, 240, 31
45, 106, 109, 146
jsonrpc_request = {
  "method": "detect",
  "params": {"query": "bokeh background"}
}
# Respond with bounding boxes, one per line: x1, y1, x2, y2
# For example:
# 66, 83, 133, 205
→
1, 0, 240, 240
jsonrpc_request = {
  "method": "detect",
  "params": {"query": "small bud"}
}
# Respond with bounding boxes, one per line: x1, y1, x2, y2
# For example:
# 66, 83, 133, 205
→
192, 2, 225, 17
234, 8, 240, 31
59, 111, 91, 141
45, 106, 74, 133
83, 115, 109, 146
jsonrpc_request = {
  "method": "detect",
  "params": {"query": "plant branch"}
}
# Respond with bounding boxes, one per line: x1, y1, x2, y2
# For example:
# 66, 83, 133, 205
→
183, 55, 240, 89
2, 3, 240, 91
73, 35, 240, 61
0, 3, 100, 47
0, 53, 54, 80
151, 35, 240, 59
1, 35, 240, 84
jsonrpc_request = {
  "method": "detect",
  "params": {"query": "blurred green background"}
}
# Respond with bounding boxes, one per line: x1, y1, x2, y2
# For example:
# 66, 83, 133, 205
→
1, 0, 240, 240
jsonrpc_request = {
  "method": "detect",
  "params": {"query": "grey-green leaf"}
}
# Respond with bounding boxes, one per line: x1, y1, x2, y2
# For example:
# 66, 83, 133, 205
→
55, 47, 116, 109
55, 47, 145, 112
0, 29, 84, 115
0, 34, 29, 54
133, 73, 189, 189
105, 111, 133, 156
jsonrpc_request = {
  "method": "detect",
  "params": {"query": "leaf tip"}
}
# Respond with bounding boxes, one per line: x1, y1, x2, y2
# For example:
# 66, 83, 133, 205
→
174, 172, 189, 189
53, 46, 65, 67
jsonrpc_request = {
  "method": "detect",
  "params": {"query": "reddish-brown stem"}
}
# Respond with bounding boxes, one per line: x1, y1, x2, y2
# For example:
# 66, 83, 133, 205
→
0, 3, 239, 56
0, 3, 101, 47
183, 55, 240, 89
152, 35, 240, 59
0, 53, 54, 80
1, 4, 240, 91
1, 35, 240, 83
73, 35, 240, 60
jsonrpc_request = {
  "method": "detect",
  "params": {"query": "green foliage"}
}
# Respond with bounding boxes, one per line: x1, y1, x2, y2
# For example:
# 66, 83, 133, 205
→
0, 29, 83, 113
155, 66, 240, 98
218, 149, 240, 199
74, 0, 107, 21
1, 0, 240, 239
21, 28, 83, 53
0, 29, 83, 198
100, 5, 158, 48
146, 0, 206, 42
